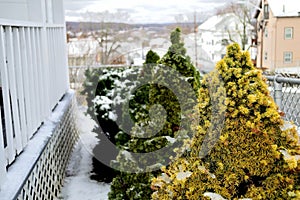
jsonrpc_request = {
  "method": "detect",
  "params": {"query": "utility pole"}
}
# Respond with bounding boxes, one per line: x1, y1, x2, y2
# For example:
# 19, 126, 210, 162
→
194, 11, 198, 68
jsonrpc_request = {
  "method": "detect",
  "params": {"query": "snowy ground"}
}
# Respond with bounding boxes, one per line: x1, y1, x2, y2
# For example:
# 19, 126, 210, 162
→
58, 106, 111, 200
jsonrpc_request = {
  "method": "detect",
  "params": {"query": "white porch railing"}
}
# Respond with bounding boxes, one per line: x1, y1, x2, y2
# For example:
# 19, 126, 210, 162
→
0, 20, 69, 186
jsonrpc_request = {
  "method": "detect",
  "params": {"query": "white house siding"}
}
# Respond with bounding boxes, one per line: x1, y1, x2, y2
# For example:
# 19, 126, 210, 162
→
198, 13, 253, 65
0, 0, 28, 21
0, 0, 73, 196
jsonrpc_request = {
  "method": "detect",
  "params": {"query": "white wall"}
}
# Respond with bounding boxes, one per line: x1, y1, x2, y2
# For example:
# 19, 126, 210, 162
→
0, 0, 64, 24
198, 13, 253, 64
0, 0, 28, 21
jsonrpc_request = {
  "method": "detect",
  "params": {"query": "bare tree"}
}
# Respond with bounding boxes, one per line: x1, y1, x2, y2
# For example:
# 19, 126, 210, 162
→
90, 29, 121, 64
79, 10, 132, 65
216, 0, 256, 50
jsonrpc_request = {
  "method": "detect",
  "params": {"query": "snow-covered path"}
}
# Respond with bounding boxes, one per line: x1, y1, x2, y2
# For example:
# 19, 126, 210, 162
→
58, 106, 110, 200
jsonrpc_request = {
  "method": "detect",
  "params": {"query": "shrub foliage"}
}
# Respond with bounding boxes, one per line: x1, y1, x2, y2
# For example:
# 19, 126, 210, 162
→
108, 28, 201, 199
151, 43, 300, 199
82, 66, 142, 182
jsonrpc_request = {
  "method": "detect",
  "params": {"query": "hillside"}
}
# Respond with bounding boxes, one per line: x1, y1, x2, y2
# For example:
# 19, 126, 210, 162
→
66, 21, 199, 34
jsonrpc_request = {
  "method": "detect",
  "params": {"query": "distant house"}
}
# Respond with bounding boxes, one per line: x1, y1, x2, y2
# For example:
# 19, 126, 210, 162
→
126, 47, 167, 66
198, 13, 254, 64
68, 37, 100, 66
184, 33, 214, 73
254, 0, 300, 71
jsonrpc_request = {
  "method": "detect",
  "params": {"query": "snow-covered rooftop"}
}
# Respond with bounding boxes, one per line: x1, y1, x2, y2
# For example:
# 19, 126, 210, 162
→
198, 13, 246, 32
267, 0, 300, 17
198, 14, 225, 31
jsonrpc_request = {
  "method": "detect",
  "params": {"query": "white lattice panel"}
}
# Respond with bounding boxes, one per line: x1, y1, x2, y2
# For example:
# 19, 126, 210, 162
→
16, 95, 79, 200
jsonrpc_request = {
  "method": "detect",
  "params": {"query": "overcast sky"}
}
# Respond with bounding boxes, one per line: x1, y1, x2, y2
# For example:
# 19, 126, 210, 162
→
63, 0, 233, 23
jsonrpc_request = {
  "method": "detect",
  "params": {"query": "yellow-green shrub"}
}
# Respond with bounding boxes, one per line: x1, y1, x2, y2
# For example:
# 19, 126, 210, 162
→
151, 43, 300, 199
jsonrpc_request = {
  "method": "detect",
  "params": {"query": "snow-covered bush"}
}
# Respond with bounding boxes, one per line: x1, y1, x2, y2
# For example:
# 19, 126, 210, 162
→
82, 66, 142, 182
83, 66, 142, 141
151, 43, 300, 199
108, 28, 201, 199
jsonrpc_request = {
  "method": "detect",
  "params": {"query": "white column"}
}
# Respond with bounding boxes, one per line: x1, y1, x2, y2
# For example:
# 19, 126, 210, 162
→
52, 0, 64, 24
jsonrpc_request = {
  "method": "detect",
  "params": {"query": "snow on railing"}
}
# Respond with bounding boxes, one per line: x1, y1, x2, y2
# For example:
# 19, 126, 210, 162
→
0, 20, 69, 184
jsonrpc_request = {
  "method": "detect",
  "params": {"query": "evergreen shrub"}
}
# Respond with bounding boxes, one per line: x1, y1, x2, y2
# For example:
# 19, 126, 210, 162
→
82, 66, 141, 182
151, 43, 300, 199
108, 28, 201, 199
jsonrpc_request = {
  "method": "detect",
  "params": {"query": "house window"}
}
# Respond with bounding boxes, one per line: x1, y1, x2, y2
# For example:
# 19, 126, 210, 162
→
284, 52, 293, 63
284, 27, 293, 39
264, 52, 268, 61
221, 39, 229, 46
264, 29, 268, 37
264, 4, 269, 19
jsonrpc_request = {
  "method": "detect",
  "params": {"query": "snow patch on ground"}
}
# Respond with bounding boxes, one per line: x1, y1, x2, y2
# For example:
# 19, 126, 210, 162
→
58, 106, 110, 200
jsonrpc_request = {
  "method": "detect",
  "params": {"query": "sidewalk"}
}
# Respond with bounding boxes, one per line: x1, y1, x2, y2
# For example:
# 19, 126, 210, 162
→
58, 106, 110, 200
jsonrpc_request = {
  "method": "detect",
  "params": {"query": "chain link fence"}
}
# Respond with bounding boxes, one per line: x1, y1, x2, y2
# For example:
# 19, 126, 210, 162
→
265, 73, 300, 127
69, 66, 300, 126
69, 66, 89, 105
